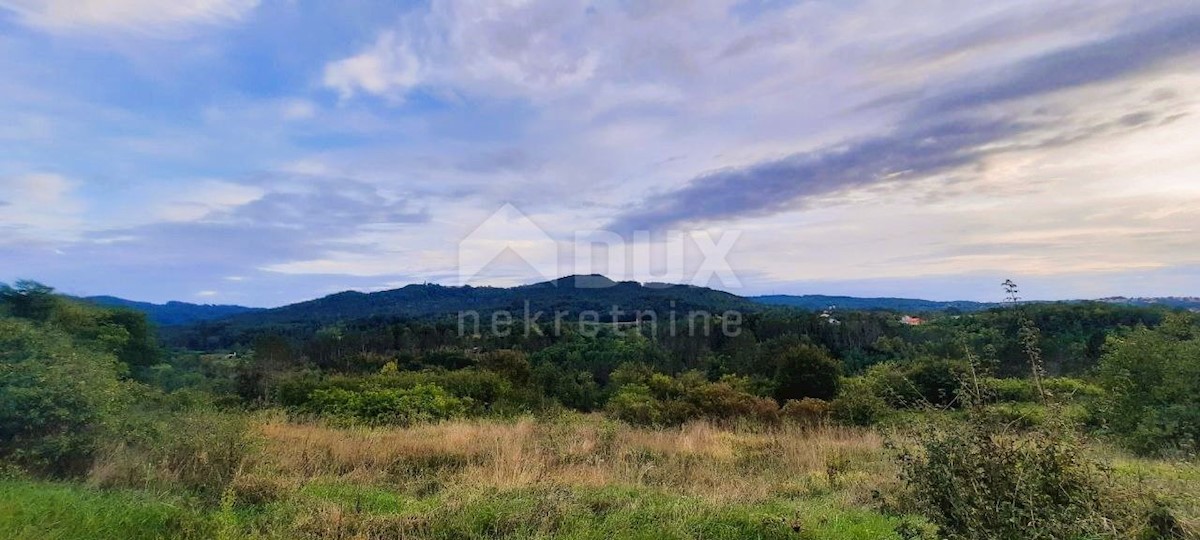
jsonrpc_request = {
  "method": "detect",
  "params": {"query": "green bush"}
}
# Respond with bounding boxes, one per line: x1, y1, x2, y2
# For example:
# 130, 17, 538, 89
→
897, 418, 1114, 539
604, 370, 780, 426
1093, 321, 1199, 456
276, 368, 535, 416
860, 358, 966, 409
605, 384, 662, 425
305, 384, 468, 426
0, 318, 131, 476
981, 377, 1104, 404
831, 377, 891, 426
772, 344, 841, 402
978, 377, 1038, 403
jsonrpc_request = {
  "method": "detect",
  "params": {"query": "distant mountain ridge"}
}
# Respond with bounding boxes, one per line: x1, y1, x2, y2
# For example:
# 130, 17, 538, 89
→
87, 278, 1199, 328
83, 296, 263, 326
751, 294, 998, 313
1096, 296, 1200, 311
213, 274, 759, 327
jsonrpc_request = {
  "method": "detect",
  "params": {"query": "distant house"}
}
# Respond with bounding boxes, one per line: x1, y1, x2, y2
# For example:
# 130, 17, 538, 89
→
900, 315, 924, 326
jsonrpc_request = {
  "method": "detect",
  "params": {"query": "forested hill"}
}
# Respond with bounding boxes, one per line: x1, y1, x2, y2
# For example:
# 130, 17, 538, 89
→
84, 296, 263, 326
751, 294, 997, 313
210, 274, 759, 327
93, 280, 1199, 330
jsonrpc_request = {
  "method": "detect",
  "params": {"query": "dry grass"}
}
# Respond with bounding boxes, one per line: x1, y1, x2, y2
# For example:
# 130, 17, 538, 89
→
254, 414, 890, 504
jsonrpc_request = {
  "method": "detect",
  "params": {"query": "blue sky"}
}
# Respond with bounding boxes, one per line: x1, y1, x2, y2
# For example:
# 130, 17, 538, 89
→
1, 0, 1198, 306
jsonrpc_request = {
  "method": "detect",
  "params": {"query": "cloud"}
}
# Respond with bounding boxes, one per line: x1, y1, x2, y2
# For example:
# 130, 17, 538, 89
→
0, 0, 258, 34
0, 173, 85, 242
920, 13, 1200, 115
608, 12, 1200, 233
324, 31, 424, 101
609, 118, 1023, 233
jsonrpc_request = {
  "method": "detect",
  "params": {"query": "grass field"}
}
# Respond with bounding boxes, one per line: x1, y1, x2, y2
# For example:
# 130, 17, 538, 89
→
2, 412, 1195, 539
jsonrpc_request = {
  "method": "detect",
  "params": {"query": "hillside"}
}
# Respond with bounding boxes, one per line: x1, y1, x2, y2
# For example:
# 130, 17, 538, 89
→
213, 274, 760, 327
83, 296, 263, 326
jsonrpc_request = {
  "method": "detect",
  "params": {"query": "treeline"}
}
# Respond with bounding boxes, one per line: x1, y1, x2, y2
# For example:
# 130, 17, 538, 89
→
164, 298, 1164, 390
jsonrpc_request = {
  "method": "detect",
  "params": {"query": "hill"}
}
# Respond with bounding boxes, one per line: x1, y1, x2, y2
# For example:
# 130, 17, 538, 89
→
751, 294, 996, 313
1097, 296, 1200, 311
83, 296, 262, 326
213, 274, 760, 327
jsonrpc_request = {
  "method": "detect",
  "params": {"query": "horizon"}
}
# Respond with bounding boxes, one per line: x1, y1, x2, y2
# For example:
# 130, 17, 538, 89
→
55, 272, 1198, 310
2, 1, 1199, 306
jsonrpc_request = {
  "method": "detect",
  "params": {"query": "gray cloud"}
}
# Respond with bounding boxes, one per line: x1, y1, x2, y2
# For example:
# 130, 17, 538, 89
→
608, 13, 1200, 233
921, 13, 1200, 115
221, 175, 429, 231
611, 118, 1023, 233
17, 174, 435, 302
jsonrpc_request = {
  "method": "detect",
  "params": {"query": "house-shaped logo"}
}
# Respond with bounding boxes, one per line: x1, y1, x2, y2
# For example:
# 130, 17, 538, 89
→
457, 204, 560, 286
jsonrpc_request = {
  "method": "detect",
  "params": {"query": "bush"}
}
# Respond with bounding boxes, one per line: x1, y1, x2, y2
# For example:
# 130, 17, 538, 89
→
605, 384, 662, 425
1093, 322, 1199, 456
772, 344, 841, 402
831, 378, 891, 427
981, 377, 1104, 404
89, 411, 258, 498
0, 318, 131, 476
861, 358, 966, 409
304, 384, 468, 426
605, 371, 781, 426
780, 398, 830, 427
897, 418, 1115, 539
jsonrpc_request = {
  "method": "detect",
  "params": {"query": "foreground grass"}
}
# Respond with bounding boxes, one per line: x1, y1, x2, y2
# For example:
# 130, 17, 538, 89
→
4, 413, 1196, 538
0, 480, 210, 540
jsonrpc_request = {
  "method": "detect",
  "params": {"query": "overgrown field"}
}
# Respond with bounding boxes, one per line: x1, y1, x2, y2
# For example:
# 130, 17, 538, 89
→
3, 412, 1197, 539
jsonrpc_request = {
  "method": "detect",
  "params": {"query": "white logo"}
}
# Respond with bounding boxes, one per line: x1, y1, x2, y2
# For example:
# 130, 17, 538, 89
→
457, 204, 560, 286
458, 203, 742, 288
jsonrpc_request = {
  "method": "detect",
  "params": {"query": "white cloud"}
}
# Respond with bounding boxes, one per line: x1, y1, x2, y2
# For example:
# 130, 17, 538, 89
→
324, 31, 424, 101
0, 0, 259, 34
151, 180, 265, 223
0, 172, 85, 242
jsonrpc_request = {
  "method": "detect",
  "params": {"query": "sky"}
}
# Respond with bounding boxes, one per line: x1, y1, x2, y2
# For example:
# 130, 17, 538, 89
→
0, 0, 1198, 307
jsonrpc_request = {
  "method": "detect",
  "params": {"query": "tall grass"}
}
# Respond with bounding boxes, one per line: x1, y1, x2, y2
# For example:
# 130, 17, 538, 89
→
255, 414, 887, 504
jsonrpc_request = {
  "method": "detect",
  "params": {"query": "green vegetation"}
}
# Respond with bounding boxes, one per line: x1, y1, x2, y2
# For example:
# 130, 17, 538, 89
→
1, 280, 1197, 538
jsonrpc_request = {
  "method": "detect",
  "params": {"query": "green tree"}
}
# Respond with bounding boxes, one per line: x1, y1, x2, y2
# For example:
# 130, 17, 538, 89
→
0, 280, 58, 321
773, 344, 841, 402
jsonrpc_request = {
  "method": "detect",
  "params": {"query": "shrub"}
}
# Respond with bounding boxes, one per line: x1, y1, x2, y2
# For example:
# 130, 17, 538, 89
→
0, 318, 131, 476
896, 418, 1114, 539
861, 358, 967, 409
89, 411, 258, 498
605, 384, 662, 425
780, 398, 831, 427
981, 377, 1104, 404
1093, 323, 1199, 456
831, 378, 891, 427
863, 362, 923, 408
903, 358, 966, 407
773, 344, 841, 402
304, 384, 468, 426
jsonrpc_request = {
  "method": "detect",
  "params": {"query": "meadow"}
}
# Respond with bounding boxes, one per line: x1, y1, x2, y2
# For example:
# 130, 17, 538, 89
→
3, 410, 1198, 539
